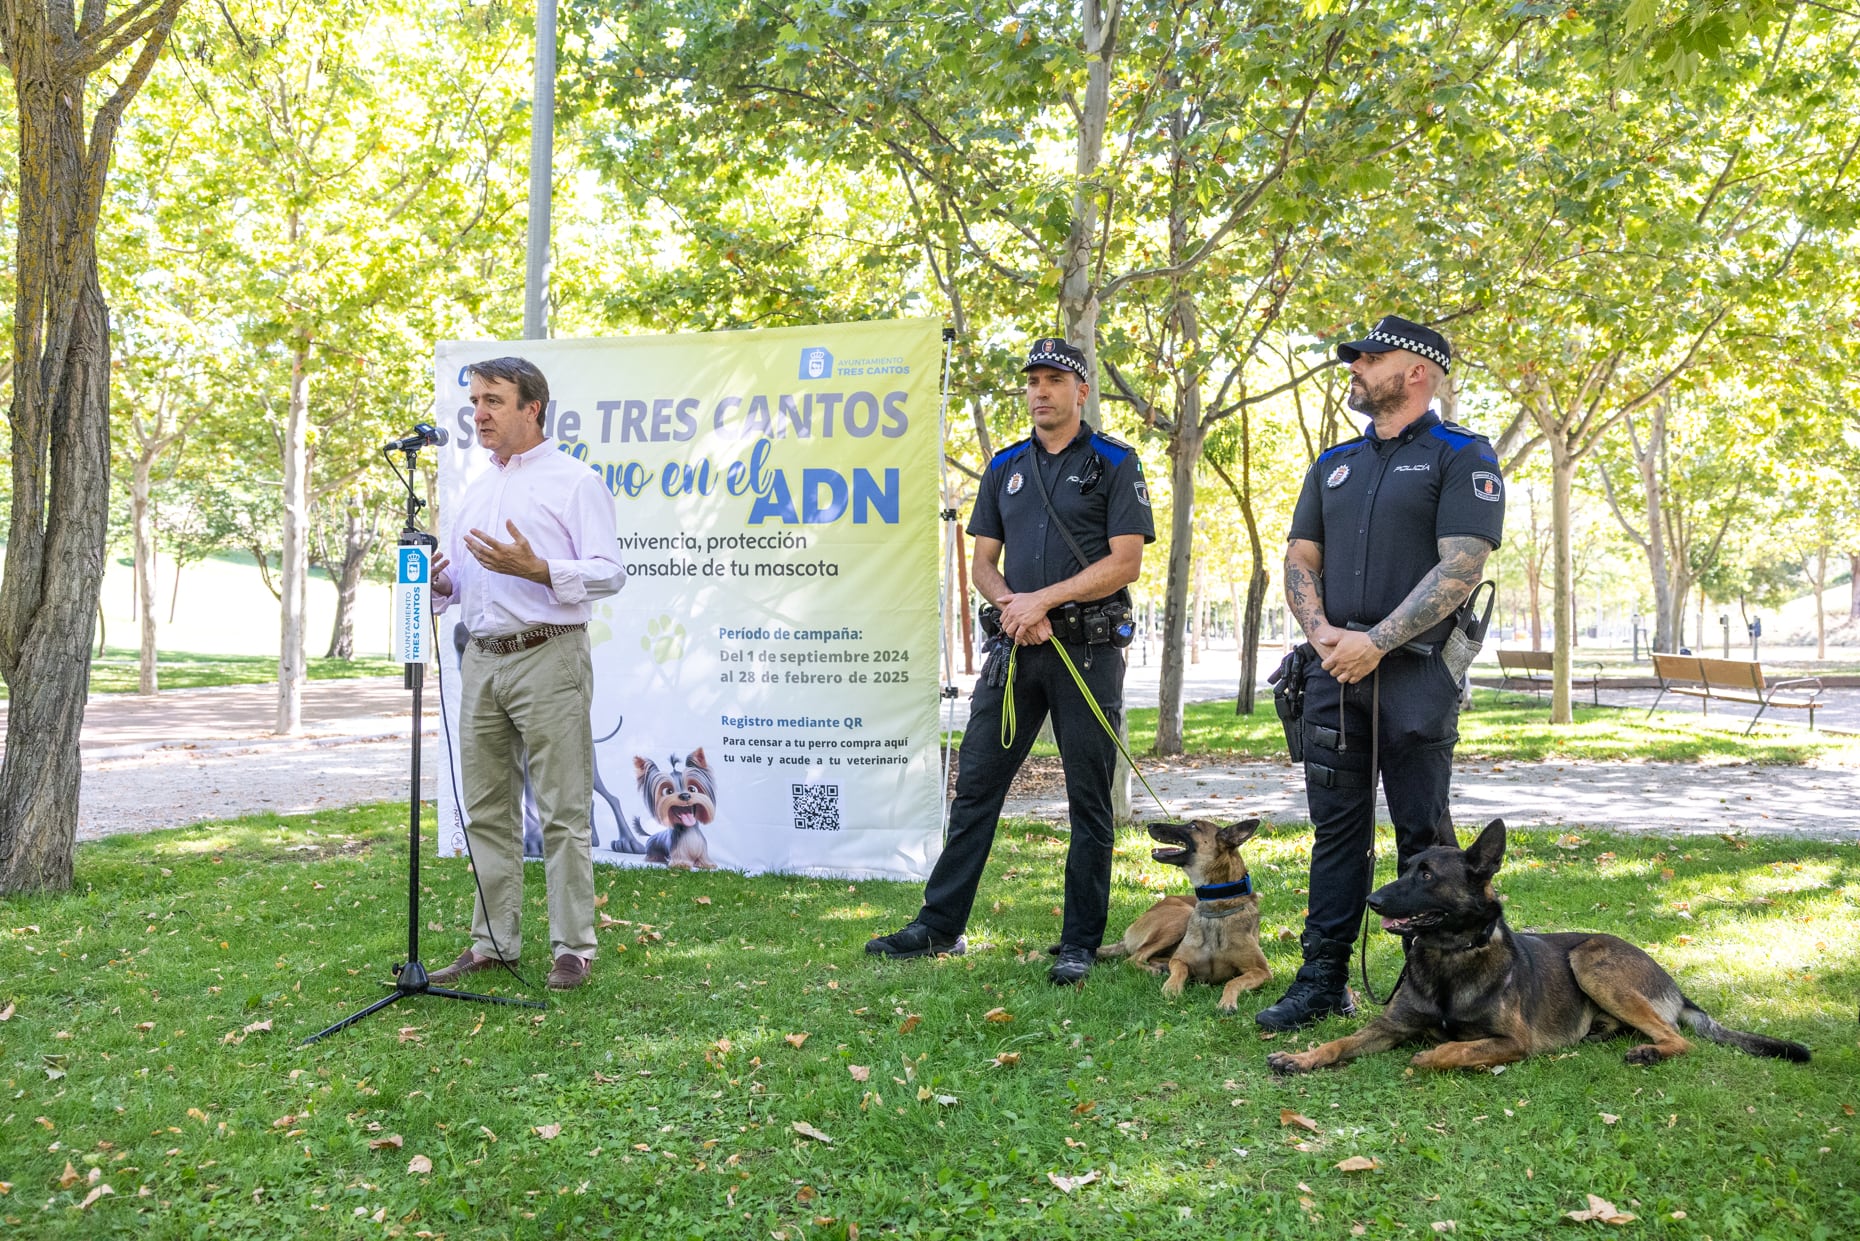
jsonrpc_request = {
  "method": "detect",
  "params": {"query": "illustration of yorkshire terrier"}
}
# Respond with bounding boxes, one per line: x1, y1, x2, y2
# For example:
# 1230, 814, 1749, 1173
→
632, 749, 718, 869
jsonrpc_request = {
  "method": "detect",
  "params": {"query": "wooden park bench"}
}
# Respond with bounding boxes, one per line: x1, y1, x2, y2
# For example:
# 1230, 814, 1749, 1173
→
1495, 648, 1603, 706
1646, 653, 1825, 735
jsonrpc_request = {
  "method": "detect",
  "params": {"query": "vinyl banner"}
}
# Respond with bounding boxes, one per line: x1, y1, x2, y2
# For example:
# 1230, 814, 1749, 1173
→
432, 320, 946, 880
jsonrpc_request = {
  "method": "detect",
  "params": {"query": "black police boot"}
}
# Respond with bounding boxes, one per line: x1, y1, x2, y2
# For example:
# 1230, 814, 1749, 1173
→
865, 921, 966, 959
1048, 945, 1094, 986
1254, 932, 1357, 1031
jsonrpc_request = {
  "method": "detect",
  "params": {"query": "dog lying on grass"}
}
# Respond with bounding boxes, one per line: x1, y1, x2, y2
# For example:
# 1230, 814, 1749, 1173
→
1097, 819, 1271, 1012
1268, 819, 1811, 1074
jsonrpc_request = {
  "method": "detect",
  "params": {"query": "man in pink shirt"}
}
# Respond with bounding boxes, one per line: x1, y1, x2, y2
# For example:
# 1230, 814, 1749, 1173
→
427, 357, 625, 991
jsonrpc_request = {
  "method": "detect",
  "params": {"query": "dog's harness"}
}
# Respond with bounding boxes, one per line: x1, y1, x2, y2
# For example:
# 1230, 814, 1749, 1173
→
1193, 875, 1254, 919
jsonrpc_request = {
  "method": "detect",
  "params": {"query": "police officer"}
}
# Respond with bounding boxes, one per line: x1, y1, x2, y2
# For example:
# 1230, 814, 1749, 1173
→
867, 338, 1155, 985
1257, 316, 1505, 1030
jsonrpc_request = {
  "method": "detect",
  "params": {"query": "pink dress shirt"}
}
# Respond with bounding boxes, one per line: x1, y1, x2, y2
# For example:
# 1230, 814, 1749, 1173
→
433, 438, 626, 638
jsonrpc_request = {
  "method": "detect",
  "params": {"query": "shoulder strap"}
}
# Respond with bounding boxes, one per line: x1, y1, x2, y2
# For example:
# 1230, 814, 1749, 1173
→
1026, 439, 1098, 574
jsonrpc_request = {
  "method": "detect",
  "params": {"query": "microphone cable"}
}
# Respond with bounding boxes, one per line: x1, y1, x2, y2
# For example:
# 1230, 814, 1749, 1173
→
427, 606, 540, 993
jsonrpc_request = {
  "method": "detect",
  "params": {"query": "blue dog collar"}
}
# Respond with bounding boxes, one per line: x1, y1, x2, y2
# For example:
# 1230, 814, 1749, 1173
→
1194, 876, 1254, 901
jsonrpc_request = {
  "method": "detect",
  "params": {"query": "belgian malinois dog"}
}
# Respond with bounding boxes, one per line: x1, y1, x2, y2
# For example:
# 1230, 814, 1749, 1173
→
1268, 819, 1811, 1074
1098, 819, 1272, 1012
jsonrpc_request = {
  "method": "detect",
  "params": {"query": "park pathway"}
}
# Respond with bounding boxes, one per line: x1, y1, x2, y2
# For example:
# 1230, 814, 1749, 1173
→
0, 656, 1854, 845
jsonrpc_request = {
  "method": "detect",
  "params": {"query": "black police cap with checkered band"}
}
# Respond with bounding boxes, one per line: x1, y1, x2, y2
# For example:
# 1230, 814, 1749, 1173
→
1336, 315, 1452, 373
1020, 337, 1091, 382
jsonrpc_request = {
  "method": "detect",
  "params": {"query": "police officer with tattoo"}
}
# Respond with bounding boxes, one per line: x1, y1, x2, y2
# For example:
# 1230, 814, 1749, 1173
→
867, 338, 1155, 985
1257, 316, 1505, 1031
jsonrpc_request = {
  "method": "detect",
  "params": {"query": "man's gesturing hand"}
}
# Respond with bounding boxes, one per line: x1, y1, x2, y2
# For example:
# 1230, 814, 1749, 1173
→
464, 520, 551, 585
430, 551, 454, 597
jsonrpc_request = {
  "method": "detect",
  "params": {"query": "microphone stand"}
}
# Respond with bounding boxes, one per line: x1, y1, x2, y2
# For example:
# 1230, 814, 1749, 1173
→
304, 441, 544, 1045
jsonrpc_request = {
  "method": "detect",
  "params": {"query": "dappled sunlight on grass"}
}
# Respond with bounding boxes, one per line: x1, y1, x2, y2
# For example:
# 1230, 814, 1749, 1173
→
2, 807, 1852, 1238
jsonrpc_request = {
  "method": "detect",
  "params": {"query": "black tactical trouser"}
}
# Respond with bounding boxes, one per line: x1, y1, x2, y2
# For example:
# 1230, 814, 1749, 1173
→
918, 639, 1124, 951
1300, 650, 1462, 944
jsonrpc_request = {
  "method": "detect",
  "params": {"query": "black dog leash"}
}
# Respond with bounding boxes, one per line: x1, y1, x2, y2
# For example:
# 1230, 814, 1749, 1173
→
1353, 667, 1407, 1006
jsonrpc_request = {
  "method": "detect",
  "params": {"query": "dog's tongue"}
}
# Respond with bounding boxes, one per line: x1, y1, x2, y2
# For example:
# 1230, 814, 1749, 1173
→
675, 809, 697, 827
1380, 916, 1409, 932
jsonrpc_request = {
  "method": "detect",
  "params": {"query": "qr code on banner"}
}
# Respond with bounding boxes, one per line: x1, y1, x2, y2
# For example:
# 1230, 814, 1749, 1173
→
792, 783, 841, 832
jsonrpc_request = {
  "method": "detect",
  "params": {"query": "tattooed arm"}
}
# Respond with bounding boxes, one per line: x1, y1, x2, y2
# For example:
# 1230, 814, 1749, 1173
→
1320, 536, 1491, 684
1285, 539, 1345, 654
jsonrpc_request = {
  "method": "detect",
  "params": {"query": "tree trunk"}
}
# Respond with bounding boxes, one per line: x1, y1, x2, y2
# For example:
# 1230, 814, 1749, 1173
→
1850, 553, 1859, 620
1188, 558, 1203, 666
278, 342, 311, 732
0, 0, 181, 893
1057, 0, 1116, 424
1549, 446, 1575, 724
324, 500, 377, 660
132, 453, 159, 693
1812, 545, 1827, 661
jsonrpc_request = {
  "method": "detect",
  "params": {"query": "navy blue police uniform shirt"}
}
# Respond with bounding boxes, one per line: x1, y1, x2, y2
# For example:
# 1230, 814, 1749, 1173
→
969, 424, 1157, 599
1288, 410, 1504, 645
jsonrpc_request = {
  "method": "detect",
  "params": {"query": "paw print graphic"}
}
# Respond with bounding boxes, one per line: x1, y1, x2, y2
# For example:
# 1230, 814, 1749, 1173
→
642, 615, 687, 664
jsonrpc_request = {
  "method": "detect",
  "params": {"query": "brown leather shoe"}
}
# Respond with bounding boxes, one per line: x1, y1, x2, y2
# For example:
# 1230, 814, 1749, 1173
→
546, 953, 592, 990
427, 947, 513, 985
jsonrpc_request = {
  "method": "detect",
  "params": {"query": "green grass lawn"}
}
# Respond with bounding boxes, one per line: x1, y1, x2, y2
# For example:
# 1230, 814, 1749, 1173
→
1101, 693, 1859, 766
8, 648, 403, 699
1, 808, 1854, 1239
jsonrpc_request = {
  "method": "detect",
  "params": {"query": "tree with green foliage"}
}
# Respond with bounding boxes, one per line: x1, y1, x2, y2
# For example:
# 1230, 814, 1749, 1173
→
0, 0, 187, 894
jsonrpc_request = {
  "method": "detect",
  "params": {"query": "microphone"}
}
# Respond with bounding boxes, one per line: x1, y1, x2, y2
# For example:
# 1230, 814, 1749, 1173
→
383, 423, 449, 452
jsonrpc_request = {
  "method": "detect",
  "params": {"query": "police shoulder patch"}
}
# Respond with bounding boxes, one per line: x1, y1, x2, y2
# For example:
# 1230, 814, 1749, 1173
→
1325, 463, 1351, 489
1134, 480, 1151, 506
1471, 470, 1503, 502
1090, 431, 1134, 466
989, 436, 1032, 469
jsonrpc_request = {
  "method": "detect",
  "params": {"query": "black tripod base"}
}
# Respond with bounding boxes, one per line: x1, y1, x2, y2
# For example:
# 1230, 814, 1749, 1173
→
301, 961, 546, 1046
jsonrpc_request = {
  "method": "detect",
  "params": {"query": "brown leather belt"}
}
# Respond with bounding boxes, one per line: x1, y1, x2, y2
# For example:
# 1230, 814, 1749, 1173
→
472, 622, 586, 656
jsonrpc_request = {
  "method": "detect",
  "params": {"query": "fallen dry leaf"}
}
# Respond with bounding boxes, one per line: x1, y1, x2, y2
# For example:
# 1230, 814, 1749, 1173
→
1565, 1193, 1636, 1225
792, 1120, 833, 1144
1281, 1110, 1321, 1132
1071, 1099, 1097, 1115
0, 1002, 15, 1021
534, 1124, 562, 1141
1047, 1170, 1101, 1194
785, 1032, 810, 1049
242, 1019, 271, 1035
984, 1007, 1013, 1023
135, 1022, 154, 1032
1431, 1222, 1456, 1234
58, 1161, 81, 1189
186, 1108, 209, 1124
77, 1184, 113, 1210
369, 1135, 404, 1150
695, 895, 712, 905
994, 1052, 1021, 1068
407, 1154, 433, 1175
1335, 1156, 1379, 1172
898, 1014, 921, 1034
848, 1065, 870, 1082
1598, 1113, 1619, 1125
398, 1026, 423, 1044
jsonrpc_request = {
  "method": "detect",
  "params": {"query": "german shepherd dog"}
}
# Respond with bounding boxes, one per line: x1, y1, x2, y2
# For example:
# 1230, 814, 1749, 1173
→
1268, 819, 1810, 1074
632, 749, 718, 869
1098, 819, 1272, 1012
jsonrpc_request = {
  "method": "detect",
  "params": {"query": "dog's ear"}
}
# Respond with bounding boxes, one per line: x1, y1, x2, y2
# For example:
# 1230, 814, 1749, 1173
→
1463, 818, 1507, 877
1219, 818, 1260, 848
688, 747, 707, 770
633, 756, 652, 777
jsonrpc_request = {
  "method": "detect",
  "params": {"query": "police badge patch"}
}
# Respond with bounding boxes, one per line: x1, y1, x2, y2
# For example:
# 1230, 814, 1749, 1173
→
1134, 481, 1150, 506
1007, 471, 1024, 495
1471, 470, 1502, 502
1325, 464, 1351, 488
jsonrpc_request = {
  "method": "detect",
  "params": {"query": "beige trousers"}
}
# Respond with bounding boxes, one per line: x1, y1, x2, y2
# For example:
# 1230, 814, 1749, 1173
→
459, 630, 597, 962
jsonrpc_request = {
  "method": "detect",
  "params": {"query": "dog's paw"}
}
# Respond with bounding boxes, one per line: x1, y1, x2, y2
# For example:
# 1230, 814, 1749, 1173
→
1217, 999, 1239, 1015
1266, 1052, 1307, 1075
1160, 980, 1185, 999
1623, 1044, 1664, 1065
